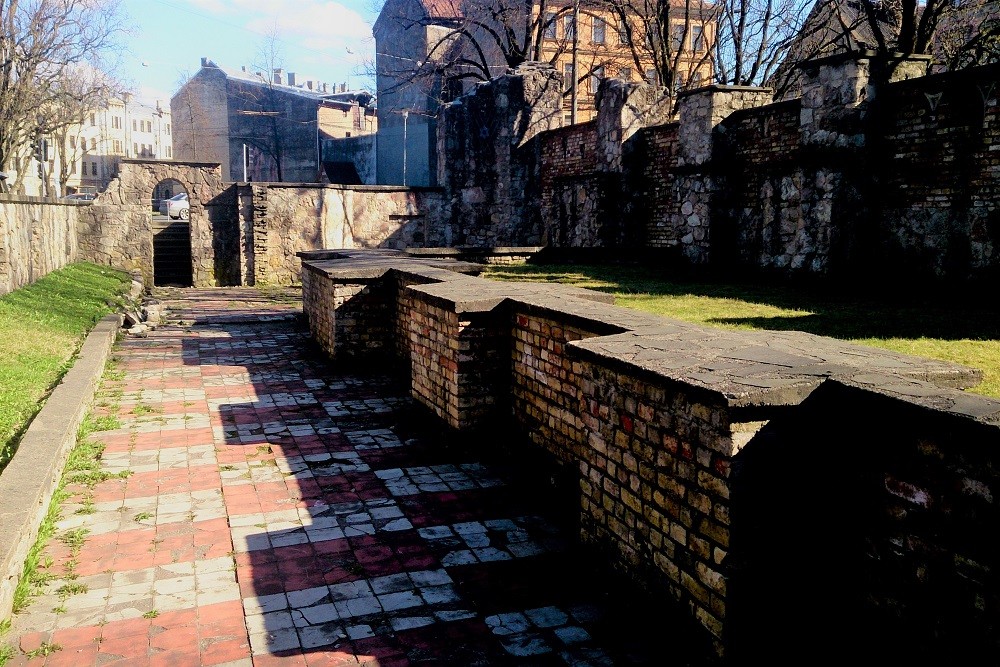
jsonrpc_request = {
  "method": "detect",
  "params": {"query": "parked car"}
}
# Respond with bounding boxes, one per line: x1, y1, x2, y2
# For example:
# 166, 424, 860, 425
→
62, 192, 95, 202
159, 192, 189, 220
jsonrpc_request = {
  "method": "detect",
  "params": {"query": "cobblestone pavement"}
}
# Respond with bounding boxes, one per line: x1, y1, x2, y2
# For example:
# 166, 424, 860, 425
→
5, 287, 714, 666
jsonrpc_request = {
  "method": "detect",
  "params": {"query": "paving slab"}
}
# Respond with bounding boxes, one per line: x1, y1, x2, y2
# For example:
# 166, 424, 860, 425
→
2, 287, 716, 667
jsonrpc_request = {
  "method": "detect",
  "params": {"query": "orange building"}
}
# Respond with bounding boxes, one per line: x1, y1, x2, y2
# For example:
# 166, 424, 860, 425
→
536, 1, 716, 122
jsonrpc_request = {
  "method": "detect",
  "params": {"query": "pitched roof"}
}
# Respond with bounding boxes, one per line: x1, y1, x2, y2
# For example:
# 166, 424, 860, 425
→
420, 0, 462, 19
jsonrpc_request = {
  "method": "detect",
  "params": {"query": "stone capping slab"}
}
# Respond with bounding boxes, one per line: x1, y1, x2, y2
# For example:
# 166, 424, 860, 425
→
835, 374, 1000, 426
300, 249, 484, 284
0, 313, 122, 622
570, 327, 987, 409
408, 279, 616, 316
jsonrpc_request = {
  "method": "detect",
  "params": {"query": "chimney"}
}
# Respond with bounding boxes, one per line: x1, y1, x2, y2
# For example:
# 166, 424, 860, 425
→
241, 65, 246, 72
201, 57, 208, 67
273, 68, 283, 85
287, 72, 296, 86
340, 83, 346, 93
306, 80, 314, 90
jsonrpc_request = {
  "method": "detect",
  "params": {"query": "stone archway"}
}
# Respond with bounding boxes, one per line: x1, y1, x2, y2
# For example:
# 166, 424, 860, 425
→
77, 159, 230, 287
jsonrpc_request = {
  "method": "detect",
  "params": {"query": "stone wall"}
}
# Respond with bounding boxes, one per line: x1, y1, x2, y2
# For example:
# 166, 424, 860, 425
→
0, 199, 80, 295
527, 55, 1000, 287
300, 250, 1000, 660
436, 63, 564, 247
76, 160, 231, 288
249, 185, 446, 285
877, 64, 1000, 286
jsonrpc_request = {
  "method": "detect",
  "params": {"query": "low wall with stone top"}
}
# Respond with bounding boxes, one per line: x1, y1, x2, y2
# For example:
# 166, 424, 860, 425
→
300, 249, 1000, 661
0, 198, 81, 295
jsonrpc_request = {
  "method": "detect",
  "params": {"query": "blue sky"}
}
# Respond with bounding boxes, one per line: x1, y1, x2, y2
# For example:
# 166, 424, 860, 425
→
118, 0, 379, 105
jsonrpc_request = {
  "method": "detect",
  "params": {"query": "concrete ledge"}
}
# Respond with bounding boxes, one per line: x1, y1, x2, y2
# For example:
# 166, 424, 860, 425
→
0, 313, 122, 622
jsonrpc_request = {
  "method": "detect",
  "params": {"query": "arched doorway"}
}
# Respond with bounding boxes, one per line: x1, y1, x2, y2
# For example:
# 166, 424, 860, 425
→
152, 178, 192, 286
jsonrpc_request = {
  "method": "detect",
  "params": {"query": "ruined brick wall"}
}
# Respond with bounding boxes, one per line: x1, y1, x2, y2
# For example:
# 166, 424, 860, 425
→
713, 99, 835, 272
301, 251, 1000, 659
510, 308, 618, 462
633, 123, 680, 247
0, 199, 81, 295
577, 360, 735, 643
437, 64, 564, 247
877, 64, 1000, 285
539, 122, 613, 247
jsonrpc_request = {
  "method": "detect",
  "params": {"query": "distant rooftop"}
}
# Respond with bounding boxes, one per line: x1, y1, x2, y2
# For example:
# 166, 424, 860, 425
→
198, 57, 374, 107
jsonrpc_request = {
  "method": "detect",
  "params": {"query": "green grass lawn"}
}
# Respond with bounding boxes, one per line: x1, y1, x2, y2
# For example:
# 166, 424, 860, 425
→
483, 263, 1000, 399
0, 263, 131, 472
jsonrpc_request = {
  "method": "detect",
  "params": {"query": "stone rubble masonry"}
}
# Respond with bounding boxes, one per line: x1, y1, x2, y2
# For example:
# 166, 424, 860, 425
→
437, 63, 564, 248
300, 249, 1000, 658
250, 184, 446, 286
0, 199, 80, 295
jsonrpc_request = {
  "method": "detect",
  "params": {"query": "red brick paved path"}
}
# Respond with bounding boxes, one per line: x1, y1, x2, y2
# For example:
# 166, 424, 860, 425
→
5, 287, 712, 666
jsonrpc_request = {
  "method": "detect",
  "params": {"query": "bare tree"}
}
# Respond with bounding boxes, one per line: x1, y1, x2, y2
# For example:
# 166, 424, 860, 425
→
42, 66, 117, 195
928, 0, 1000, 71
712, 0, 817, 92
393, 0, 571, 96
0, 0, 127, 192
605, 0, 715, 94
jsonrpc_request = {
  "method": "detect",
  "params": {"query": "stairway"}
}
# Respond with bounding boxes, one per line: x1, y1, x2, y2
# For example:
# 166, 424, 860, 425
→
152, 216, 193, 286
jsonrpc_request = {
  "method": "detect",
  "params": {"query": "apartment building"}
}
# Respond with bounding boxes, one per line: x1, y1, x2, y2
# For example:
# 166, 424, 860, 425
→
71, 96, 173, 194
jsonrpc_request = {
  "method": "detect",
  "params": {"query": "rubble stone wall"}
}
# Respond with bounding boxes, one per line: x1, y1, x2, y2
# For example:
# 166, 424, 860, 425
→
0, 199, 80, 295
252, 184, 445, 286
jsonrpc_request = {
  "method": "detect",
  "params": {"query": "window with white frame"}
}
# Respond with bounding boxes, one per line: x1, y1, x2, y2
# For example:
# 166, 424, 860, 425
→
592, 16, 606, 44
589, 65, 605, 93
544, 12, 557, 39
692, 25, 705, 52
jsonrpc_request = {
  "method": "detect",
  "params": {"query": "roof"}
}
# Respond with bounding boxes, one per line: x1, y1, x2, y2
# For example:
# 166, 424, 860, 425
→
420, 0, 462, 19
197, 59, 373, 105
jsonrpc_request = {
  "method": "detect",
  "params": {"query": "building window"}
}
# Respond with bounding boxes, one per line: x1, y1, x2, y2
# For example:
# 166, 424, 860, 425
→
132, 119, 137, 131
563, 63, 575, 92
544, 12, 557, 39
564, 14, 575, 40
90, 138, 96, 150
592, 16, 606, 44
166, 124, 171, 135
70, 136, 76, 149
113, 116, 120, 129
618, 21, 630, 45
692, 25, 705, 52
619, 67, 632, 81
89, 114, 95, 126
167, 146, 171, 158
671, 24, 685, 52
589, 65, 604, 93
90, 162, 97, 175
113, 140, 121, 153
133, 142, 138, 155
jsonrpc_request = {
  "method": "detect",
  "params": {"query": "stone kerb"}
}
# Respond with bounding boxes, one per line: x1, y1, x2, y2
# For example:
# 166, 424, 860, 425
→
299, 249, 995, 657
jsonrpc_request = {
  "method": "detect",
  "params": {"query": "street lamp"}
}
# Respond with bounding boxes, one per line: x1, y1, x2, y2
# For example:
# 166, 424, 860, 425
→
401, 109, 409, 186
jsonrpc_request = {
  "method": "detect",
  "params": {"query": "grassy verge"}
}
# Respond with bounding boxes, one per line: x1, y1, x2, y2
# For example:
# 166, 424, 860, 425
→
483, 263, 1000, 399
0, 262, 131, 472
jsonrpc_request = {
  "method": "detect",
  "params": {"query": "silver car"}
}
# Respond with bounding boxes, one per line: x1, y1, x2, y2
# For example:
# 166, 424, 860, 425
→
159, 192, 189, 220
